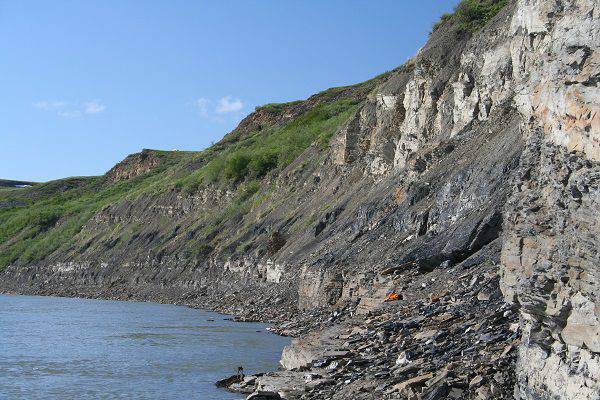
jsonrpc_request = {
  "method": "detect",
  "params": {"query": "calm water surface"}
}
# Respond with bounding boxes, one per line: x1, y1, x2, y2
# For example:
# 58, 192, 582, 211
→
0, 294, 290, 399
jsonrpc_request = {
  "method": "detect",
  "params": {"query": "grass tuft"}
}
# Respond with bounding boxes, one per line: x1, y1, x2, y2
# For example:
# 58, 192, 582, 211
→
432, 0, 509, 33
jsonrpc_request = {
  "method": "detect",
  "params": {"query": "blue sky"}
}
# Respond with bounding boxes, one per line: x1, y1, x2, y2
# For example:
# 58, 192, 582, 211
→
0, 0, 457, 182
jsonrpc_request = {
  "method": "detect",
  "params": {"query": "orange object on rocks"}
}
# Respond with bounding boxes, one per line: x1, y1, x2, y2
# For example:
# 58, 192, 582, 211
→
384, 292, 401, 302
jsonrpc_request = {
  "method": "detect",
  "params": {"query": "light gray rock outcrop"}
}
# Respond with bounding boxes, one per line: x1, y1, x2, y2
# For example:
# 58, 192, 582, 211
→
500, 1, 600, 399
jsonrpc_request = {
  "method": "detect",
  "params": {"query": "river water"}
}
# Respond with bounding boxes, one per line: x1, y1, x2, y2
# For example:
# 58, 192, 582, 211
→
0, 294, 290, 399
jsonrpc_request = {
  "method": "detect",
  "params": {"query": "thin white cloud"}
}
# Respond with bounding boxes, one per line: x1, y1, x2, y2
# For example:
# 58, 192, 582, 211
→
33, 99, 105, 117
83, 100, 106, 114
216, 96, 243, 114
33, 100, 66, 111
194, 98, 210, 116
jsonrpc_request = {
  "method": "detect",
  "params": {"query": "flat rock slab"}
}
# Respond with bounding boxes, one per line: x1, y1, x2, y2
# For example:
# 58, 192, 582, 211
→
256, 370, 307, 395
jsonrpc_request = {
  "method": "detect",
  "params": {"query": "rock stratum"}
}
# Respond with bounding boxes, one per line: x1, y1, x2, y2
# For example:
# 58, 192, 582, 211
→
1, 0, 598, 399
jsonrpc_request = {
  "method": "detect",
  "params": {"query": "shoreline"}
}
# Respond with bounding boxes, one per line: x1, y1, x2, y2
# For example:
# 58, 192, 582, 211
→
0, 248, 520, 399
0, 285, 290, 325
0, 253, 520, 399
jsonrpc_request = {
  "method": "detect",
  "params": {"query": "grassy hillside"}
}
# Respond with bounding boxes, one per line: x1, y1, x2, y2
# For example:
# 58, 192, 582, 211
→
0, 153, 188, 268
0, 80, 376, 270
174, 97, 360, 192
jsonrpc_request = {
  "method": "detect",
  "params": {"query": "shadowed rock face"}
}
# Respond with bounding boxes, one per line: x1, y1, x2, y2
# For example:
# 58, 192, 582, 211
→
1, 0, 598, 398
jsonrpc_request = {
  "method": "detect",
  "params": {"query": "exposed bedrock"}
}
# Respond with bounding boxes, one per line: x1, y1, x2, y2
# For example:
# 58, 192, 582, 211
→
1, 0, 599, 398
500, 0, 600, 398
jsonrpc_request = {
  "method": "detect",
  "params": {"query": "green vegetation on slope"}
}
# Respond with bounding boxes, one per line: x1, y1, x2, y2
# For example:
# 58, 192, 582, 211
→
255, 100, 303, 113
0, 153, 190, 268
0, 85, 367, 269
432, 0, 509, 33
173, 97, 360, 192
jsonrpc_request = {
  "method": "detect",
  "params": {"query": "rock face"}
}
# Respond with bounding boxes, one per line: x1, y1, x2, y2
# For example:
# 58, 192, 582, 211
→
499, 1, 600, 398
105, 149, 162, 182
0, 0, 598, 399
261, 252, 520, 399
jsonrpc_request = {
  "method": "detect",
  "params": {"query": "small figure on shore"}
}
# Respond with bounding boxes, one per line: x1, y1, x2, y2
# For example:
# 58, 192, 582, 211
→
237, 365, 244, 378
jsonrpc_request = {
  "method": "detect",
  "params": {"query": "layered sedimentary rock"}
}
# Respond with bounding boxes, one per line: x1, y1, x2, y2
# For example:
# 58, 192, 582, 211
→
500, 0, 600, 398
1, 0, 598, 398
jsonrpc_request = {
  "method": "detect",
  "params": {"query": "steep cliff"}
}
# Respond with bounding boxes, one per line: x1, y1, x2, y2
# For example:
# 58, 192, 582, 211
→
1, 0, 598, 399
500, 0, 599, 398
